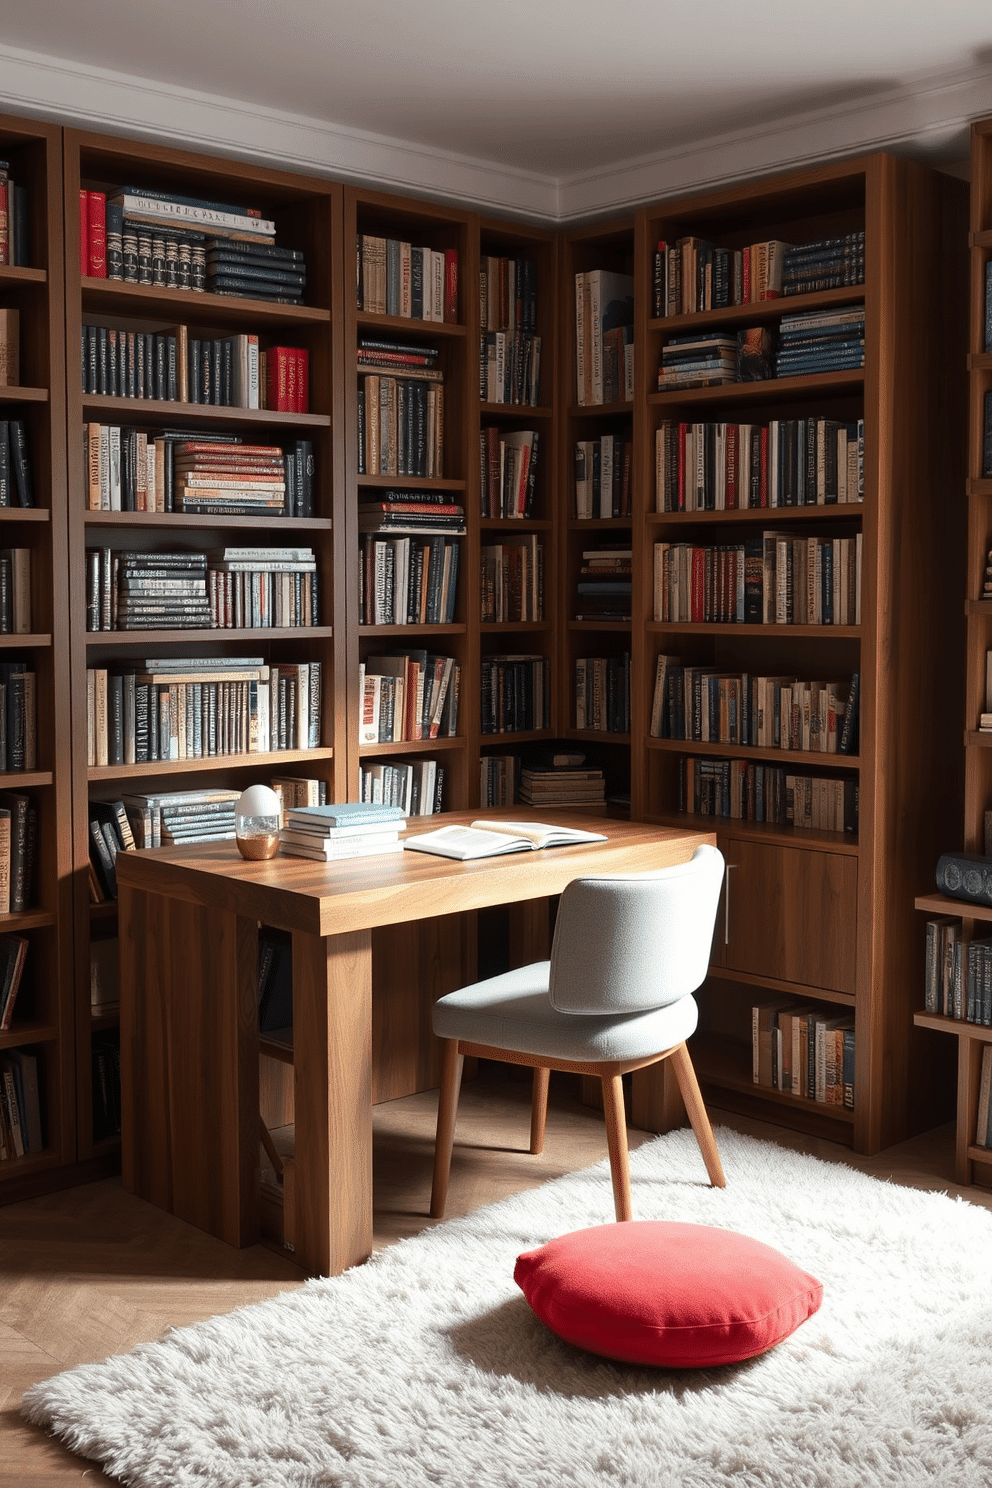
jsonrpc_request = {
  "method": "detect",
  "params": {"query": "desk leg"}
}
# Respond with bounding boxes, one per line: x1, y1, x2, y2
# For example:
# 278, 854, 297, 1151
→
292, 928, 372, 1277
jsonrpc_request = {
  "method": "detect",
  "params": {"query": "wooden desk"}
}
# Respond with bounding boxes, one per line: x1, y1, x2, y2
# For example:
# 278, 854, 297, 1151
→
117, 810, 711, 1276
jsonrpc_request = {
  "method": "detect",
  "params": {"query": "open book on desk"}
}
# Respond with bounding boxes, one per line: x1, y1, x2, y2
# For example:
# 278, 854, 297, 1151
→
404, 820, 608, 860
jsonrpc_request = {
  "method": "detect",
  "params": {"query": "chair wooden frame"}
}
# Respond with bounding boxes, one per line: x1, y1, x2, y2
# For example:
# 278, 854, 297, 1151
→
430, 1036, 725, 1222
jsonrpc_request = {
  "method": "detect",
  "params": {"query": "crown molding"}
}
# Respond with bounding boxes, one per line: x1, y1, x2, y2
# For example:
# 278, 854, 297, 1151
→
0, 41, 986, 225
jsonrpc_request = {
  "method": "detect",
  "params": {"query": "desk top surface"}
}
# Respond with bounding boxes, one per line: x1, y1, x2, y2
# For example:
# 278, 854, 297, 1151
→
115, 809, 714, 937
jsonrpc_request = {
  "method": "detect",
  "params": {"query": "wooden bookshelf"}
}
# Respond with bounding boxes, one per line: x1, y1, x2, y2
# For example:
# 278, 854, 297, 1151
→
625, 156, 968, 1153
0, 115, 74, 1199
912, 118, 992, 1188
62, 129, 348, 1165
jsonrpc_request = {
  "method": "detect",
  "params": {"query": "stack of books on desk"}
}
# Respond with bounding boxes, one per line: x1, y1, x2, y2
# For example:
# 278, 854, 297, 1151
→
278, 801, 406, 861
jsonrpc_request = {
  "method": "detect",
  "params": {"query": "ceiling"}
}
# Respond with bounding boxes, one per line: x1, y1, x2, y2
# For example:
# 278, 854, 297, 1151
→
0, 2, 990, 218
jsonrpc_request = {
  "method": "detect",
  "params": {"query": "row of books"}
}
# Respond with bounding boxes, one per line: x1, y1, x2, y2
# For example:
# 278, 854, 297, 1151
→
653, 533, 863, 627
0, 548, 30, 634
86, 660, 321, 766
752, 998, 855, 1106
481, 654, 550, 735
480, 537, 544, 623
574, 435, 632, 519
0, 934, 28, 1029
480, 752, 518, 807
84, 429, 314, 517
480, 256, 537, 335
575, 654, 630, 734
655, 418, 865, 512
85, 547, 319, 632
924, 916, 992, 1025
0, 420, 34, 507
480, 428, 539, 519
479, 331, 542, 406
776, 306, 865, 377
81, 324, 309, 411
576, 544, 631, 621
652, 232, 865, 317
574, 270, 634, 406
357, 376, 444, 478
680, 756, 859, 832
650, 661, 860, 754
0, 1044, 43, 1160
356, 235, 458, 321
87, 798, 136, 900
0, 162, 30, 267
359, 533, 460, 626
0, 661, 36, 773
0, 790, 36, 914
359, 653, 460, 743
0, 308, 18, 385
359, 758, 444, 816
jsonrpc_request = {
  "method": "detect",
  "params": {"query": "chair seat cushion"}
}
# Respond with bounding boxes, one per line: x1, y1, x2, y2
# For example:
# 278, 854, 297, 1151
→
514, 1221, 822, 1367
432, 963, 698, 1062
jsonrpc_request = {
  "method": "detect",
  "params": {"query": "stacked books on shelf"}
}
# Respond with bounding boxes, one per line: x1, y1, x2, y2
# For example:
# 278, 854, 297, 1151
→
1, 1041, 44, 1160
480, 536, 543, 623
205, 547, 318, 629
0, 547, 30, 633
0, 661, 36, 772
751, 999, 855, 1107
359, 651, 459, 743
0, 308, 18, 384
479, 753, 518, 808
679, 756, 858, 831
0, 419, 34, 506
279, 801, 407, 862
86, 658, 321, 765
80, 324, 309, 410
0, 934, 29, 1034
355, 235, 457, 322
84, 429, 312, 516
480, 654, 549, 735
653, 236, 794, 315
119, 787, 242, 849
0, 790, 35, 913
653, 533, 862, 626
650, 659, 860, 754
359, 757, 443, 815
574, 433, 631, 518
574, 270, 633, 406
356, 338, 444, 478
781, 233, 865, 296
658, 331, 737, 390
0, 161, 30, 266
655, 417, 864, 511
205, 242, 305, 304
775, 306, 865, 377
518, 758, 606, 809
359, 489, 464, 535
574, 655, 630, 733
480, 428, 539, 517
479, 255, 540, 405
360, 530, 460, 626
575, 545, 631, 621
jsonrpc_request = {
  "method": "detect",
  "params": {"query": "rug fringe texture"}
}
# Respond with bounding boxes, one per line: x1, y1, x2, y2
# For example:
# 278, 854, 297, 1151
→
22, 1128, 992, 1487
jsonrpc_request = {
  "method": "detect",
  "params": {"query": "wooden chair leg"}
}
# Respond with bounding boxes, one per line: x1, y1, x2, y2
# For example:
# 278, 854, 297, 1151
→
670, 1041, 726, 1188
431, 1039, 465, 1218
530, 1066, 550, 1154
601, 1073, 633, 1221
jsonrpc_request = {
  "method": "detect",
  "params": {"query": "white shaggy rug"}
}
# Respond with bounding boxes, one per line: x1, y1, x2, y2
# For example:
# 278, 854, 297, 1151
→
22, 1127, 992, 1488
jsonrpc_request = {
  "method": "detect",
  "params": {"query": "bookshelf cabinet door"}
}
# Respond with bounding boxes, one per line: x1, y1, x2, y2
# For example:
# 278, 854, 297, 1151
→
718, 836, 857, 994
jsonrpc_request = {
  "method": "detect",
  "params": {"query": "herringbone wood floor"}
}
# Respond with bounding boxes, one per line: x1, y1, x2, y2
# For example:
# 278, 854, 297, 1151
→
3, 1073, 991, 1485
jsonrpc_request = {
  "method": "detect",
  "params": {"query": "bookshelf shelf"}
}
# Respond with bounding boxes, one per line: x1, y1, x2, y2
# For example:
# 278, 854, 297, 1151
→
358, 736, 463, 757
79, 277, 332, 326
647, 737, 861, 768
647, 506, 861, 528
83, 511, 332, 532
85, 625, 334, 647
88, 746, 335, 782
649, 285, 867, 335
0, 385, 48, 403
355, 312, 467, 339
649, 369, 865, 410
0, 266, 47, 287
646, 621, 860, 639
78, 396, 331, 429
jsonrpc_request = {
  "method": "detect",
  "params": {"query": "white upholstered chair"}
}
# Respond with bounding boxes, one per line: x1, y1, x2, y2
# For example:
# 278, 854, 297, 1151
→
430, 843, 726, 1222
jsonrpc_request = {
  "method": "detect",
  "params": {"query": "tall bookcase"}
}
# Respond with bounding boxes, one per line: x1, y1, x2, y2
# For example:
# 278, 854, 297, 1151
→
0, 116, 74, 1197
627, 156, 967, 1153
914, 119, 992, 1185
62, 131, 348, 1165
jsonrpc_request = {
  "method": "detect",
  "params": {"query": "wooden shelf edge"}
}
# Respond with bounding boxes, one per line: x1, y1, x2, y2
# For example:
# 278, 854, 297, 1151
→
647, 738, 860, 767
88, 747, 334, 781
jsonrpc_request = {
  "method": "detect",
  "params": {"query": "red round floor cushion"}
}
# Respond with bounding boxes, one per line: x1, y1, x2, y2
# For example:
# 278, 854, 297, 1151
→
514, 1221, 822, 1367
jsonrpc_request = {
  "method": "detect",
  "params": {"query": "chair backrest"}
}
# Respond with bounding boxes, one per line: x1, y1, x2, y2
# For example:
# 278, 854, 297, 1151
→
548, 843, 725, 1015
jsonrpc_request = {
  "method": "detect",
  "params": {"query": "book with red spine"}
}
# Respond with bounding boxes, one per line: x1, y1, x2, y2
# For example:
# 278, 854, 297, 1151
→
265, 348, 292, 413
87, 191, 107, 278
296, 348, 309, 412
